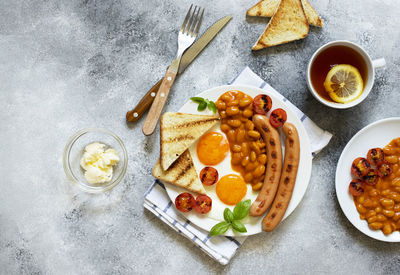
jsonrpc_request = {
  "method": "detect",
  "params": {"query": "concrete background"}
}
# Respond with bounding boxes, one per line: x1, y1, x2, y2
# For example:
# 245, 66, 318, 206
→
1, 0, 399, 274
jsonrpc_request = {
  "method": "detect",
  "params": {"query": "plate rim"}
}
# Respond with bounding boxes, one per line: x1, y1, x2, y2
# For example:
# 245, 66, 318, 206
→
163, 84, 312, 236
335, 117, 400, 242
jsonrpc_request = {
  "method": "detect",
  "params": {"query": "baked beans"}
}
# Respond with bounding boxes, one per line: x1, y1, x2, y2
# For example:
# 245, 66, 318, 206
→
354, 137, 400, 235
216, 91, 266, 190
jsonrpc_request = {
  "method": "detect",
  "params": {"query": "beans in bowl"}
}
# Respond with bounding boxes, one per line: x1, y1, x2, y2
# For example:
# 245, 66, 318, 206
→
350, 138, 400, 235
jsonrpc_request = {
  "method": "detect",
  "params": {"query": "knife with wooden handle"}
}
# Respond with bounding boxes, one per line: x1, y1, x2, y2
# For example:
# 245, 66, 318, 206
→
142, 58, 180, 136
126, 79, 162, 122
126, 15, 232, 122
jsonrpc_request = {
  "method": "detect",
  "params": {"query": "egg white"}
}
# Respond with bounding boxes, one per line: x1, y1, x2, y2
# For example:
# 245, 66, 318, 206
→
189, 122, 260, 222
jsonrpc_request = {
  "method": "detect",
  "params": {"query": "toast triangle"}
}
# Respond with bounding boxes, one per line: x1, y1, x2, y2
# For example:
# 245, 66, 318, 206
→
301, 0, 323, 27
252, 0, 309, 50
247, 0, 323, 27
246, 0, 280, 17
160, 112, 219, 171
153, 149, 206, 195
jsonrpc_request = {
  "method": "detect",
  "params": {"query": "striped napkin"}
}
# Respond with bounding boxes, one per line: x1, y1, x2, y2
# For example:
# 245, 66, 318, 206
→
143, 66, 332, 265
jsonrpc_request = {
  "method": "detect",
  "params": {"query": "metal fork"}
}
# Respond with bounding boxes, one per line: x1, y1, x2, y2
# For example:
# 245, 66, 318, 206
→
142, 5, 204, 136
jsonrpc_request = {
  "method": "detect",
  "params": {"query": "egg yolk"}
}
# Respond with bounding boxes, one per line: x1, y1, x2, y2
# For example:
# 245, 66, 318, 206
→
216, 174, 247, 205
197, 132, 229, 165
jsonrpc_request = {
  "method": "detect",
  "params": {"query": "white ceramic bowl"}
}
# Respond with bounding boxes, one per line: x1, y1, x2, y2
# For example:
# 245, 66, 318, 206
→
336, 118, 400, 242
163, 84, 313, 236
307, 40, 385, 109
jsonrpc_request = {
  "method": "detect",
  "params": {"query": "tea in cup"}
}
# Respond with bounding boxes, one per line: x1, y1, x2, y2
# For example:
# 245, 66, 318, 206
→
307, 40, 385, 109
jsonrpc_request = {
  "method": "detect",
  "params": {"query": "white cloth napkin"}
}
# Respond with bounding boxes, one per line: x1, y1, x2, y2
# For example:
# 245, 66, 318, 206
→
143, 66, 332, 265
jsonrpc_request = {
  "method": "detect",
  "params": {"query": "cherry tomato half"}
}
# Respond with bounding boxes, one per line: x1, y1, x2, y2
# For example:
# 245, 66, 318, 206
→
175, 193, 195, 213
363, 169, 380, 185
367, 148, 384, 166
199, 167, 219, 186
252, 94, 272, 115
351, 157, 371, 178
349, 179, 365, 196
194, 195, 212, 214
378, 161, 393, 177
269, 108, 287, 128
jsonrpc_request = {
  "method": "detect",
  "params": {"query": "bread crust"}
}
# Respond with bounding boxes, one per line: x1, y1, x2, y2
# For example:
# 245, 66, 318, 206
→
153, 149, 206, 195
247, 0, 323, 27
160, 112, 219, 170
252, 0, 309, 50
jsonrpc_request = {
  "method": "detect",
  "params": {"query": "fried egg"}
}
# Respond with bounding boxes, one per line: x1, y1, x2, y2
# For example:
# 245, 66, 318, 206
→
216, 174, 247, 205
189, 123, 259, 222
197, 132, 229, 165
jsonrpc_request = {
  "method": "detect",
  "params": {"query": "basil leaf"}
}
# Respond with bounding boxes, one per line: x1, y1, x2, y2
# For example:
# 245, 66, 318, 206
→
223, 208, 234, 223
231, 220, 247, 233
233, 199, 251, 220
197, 101, 207, 111
190, 97, 205, 104
207, 101, 217, 113
209, 221, 231, 236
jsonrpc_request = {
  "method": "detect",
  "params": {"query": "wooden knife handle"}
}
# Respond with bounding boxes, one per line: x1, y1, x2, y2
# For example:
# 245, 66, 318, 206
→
142, 69, 177, 135
126, 79, 163, 122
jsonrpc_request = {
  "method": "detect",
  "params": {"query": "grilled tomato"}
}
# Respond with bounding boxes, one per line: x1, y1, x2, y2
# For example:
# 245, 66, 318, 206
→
367, 148, 384, 166
363, 169, 380, 185
252, 94, 272, 115
349, 179, 365, 196
194, 195, 212, 214
351, 157, 371, 178
378, 161, 393, 177
175, 193, 195, 213
269, 108, 287, 128
200, 167, 219, 186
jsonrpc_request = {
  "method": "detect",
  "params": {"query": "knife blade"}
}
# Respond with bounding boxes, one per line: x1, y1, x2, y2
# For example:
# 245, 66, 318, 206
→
126, 15, 232, 122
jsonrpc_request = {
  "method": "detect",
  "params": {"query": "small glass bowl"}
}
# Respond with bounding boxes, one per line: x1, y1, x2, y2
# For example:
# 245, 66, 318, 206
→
63, 128, 128, 193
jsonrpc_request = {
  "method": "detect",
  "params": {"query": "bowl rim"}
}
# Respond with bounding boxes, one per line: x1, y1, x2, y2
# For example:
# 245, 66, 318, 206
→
63, 127, 128, 193
306, 40, 375, 109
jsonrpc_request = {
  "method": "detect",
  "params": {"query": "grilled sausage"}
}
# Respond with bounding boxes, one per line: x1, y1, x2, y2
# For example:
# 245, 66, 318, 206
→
262, 122, 300, 231
250, 115, 283, 216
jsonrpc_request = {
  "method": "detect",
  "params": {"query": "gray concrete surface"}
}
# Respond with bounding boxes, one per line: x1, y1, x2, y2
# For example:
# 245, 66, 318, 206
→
1, 0, 400, 274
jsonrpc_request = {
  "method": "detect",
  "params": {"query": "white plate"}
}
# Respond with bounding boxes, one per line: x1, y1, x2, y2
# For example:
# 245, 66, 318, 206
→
163, 85, 312, 236
335, 117, 400, 242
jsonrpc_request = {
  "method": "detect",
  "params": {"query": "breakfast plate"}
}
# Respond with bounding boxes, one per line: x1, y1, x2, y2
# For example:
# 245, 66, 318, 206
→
163, 84, 312, 236
336, 117, 400, 242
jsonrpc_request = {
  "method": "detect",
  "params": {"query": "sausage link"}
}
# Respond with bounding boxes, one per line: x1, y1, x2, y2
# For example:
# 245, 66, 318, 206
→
249, 115, 283, 216
262, 122, 300, 231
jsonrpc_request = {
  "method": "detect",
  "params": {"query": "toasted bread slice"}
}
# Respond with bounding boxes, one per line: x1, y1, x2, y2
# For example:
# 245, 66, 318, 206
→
160, 112, 219, 171
247, 0, 323, 27
153, 149, 206, 195
301, 0, 323, 27
246, 0, 280, 17
252, 0, 309, 50
246, 0, 281, 17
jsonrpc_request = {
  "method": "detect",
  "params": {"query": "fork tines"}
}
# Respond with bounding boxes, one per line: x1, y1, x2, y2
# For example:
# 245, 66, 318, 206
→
180, 4, 204, 38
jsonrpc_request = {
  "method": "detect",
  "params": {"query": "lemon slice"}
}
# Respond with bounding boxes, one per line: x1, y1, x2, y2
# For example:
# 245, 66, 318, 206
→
323, 64, 364, 103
